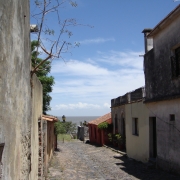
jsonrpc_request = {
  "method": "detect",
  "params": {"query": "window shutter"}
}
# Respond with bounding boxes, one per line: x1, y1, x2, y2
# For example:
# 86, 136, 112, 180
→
171, 56, 177, 78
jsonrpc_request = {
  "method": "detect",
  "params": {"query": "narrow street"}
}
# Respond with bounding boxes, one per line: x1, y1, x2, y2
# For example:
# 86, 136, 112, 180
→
47, 140, 180, 180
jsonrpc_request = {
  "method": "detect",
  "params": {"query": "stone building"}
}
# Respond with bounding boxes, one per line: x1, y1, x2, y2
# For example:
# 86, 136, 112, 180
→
143, 4, 180, 174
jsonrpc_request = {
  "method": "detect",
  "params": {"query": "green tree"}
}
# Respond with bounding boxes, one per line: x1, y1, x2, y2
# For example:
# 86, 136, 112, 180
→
54, 121, 66, 135
31, 40, 54, 114
54, 121, 77, 135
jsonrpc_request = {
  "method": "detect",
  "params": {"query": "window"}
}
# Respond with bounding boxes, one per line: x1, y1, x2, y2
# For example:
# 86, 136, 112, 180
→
132, 118, 139, 136
171, 47, 180, 78
170, 114, 175, 121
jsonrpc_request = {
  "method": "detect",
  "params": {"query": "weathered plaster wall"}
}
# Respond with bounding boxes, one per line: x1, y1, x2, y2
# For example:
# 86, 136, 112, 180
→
47, 122, 55, 164
144, 15, 180, 101
30, 75, 42, 180
111, 106, 125, 134
147, 98, 180, 174
0, 0, 32, 179
125, 101, 149, 163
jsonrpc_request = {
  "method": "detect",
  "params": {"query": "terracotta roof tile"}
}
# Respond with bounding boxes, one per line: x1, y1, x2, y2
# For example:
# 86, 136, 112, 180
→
88, 112, 111, 125
42, 115, 58, 122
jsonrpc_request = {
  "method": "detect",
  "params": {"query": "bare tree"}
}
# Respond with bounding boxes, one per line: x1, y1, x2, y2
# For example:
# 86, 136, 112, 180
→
30, 0, 86, 75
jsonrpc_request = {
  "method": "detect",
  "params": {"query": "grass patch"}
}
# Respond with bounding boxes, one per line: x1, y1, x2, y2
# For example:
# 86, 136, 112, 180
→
58, 134, 72, 141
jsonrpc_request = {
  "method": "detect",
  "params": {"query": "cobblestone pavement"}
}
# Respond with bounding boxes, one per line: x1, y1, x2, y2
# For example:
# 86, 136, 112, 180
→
47, 140, 180, 180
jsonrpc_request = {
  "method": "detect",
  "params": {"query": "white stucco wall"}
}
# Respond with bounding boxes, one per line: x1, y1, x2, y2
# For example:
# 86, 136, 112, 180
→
125, 101, 149, 163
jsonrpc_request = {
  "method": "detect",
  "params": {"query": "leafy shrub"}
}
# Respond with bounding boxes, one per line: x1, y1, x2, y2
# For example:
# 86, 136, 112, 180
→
108, 133, 113, 142
98, 122, 109, 129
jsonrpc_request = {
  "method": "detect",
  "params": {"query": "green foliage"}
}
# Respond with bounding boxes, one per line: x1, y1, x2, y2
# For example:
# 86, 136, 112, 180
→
63, 121, 77, 134
108, 133, 125, 145
54, 121, 66, 135
115, 134, 123, 145
54, 121, 77, 135
31, 40, 55, 114
98, 122, 109, 130
108, 133, 113, 142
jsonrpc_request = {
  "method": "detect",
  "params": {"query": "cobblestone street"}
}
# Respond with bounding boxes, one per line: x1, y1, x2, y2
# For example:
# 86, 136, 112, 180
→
47, 140, 180, 180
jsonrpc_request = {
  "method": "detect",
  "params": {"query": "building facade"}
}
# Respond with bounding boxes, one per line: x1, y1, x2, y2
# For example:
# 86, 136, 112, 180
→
143, 5, 180, 174
88, 113, 112, 146
111, 87, 150, 162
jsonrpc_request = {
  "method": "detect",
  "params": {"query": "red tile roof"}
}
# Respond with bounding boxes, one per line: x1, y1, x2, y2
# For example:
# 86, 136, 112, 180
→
42, 115, 58, 122
88, 112, 111, 125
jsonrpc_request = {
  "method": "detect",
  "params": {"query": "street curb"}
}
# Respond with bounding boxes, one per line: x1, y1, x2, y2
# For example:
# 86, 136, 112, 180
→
103, 145, 127, 156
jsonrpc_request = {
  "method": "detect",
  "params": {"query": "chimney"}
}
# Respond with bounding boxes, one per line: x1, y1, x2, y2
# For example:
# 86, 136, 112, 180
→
142, 29, 153, 53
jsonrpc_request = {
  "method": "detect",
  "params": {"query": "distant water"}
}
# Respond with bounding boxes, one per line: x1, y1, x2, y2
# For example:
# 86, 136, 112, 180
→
57, 116, 99, 125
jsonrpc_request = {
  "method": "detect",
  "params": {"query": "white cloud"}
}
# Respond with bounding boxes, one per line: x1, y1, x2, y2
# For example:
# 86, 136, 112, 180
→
50, 50, 145, 115
51, 60, 110, 76
54, 102, 101, 110
96, 50, 144, 69
79, 37, 115, 45
103, 103, 110, 108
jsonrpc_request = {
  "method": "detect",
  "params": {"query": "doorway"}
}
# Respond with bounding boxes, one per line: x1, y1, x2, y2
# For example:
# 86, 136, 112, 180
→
149, 117, 157, 158
121, 113, 126, 151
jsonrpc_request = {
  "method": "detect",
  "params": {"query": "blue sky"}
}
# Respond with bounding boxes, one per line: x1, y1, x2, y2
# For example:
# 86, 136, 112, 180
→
30, 0, 179, 116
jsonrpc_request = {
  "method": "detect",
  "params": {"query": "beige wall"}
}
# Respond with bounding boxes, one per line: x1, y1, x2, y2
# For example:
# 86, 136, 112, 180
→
147, 98, 180, 174
125, 101, 149, 163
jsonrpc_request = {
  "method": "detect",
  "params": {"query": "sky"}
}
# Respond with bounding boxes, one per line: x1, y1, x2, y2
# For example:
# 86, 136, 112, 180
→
30, 0, 180, 116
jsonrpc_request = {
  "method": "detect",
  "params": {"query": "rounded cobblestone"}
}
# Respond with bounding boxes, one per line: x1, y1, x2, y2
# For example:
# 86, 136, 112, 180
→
47, 140, 180, 180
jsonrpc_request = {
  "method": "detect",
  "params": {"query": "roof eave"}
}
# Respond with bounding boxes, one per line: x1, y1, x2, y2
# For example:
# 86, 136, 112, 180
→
148, 4, 180, 38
